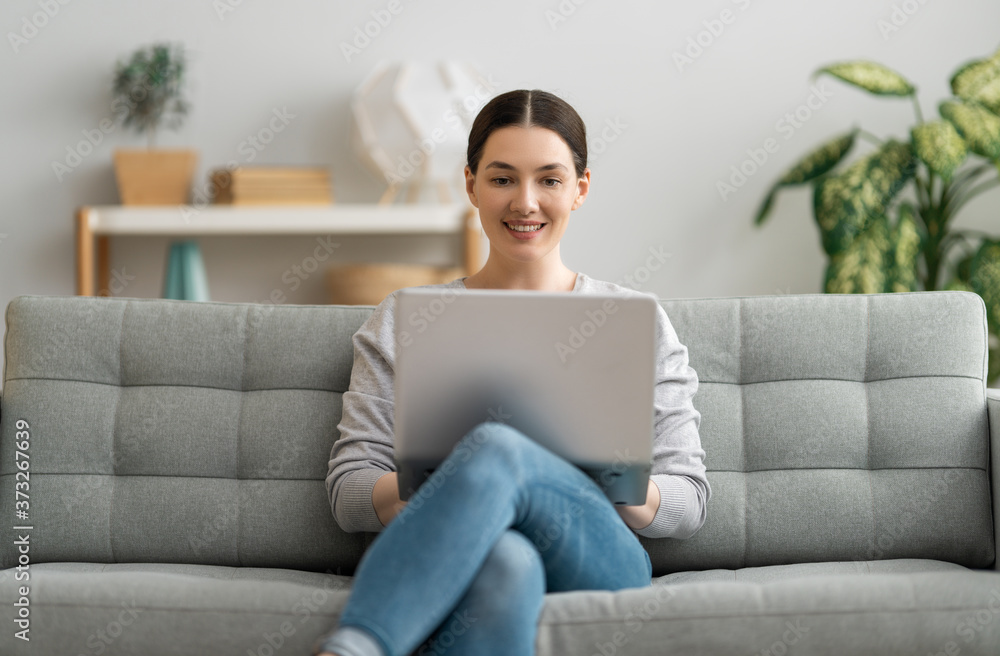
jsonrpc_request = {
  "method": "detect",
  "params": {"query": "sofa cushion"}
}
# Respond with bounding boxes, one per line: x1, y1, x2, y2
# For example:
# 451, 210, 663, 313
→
1, 292, 994, 576
642, 291, 994, 572
1, 562, 997, 655
0, 297, 372, 572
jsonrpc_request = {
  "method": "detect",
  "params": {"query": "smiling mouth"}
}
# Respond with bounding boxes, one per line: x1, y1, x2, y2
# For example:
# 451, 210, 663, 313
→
503, 222, 545, 233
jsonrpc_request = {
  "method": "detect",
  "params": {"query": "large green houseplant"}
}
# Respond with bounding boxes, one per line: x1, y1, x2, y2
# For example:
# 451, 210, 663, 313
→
755, 46, 1000, 386
111, 42, 197, 205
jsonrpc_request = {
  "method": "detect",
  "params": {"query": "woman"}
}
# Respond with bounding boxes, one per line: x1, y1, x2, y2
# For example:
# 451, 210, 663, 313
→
316, 89, 709, 656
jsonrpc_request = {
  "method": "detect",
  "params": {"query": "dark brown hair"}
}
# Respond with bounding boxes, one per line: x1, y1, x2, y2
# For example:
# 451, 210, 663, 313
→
466, 89, 587, 177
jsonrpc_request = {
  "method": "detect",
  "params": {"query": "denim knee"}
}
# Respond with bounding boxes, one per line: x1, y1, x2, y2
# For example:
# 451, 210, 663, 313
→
458, 421, 537, 466
463, 529, 545, 615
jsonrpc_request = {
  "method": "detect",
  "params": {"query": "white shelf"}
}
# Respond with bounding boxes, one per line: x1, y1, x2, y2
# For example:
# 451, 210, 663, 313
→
75, 203, 481, 296
81, 203, 471, 236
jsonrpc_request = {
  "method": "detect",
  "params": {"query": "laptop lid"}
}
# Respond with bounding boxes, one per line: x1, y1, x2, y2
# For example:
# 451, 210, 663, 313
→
393, 287, 656, 505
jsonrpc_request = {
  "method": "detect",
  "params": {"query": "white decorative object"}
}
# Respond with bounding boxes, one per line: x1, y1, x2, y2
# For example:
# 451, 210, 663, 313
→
351, 61, 496, 204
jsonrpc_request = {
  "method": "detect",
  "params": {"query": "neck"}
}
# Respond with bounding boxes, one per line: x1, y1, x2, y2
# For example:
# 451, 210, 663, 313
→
466, 250, 576, 292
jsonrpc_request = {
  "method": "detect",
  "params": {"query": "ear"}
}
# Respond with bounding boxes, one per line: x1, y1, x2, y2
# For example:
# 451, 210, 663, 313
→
464, 165, 479, 208
571, 168, 591, 211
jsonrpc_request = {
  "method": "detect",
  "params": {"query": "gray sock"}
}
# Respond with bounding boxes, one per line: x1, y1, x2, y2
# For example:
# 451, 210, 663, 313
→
313, 626, 386, 656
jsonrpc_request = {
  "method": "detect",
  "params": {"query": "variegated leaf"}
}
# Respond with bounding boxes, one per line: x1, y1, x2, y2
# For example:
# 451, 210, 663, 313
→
951, 48, 1000, 115
968, 240, 1000, 387
813, 140, 915, 256
885, 203, 924, 292
823, 214, 890, 294
754, 130, 857, 226
816, 61, 915, 97
969, 239, 1000, 330
940, 100, 1000, 161
911, 120, 967, 180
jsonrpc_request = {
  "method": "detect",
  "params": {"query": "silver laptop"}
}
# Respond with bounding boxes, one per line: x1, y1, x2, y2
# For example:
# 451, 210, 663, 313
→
393, 287, 656, 506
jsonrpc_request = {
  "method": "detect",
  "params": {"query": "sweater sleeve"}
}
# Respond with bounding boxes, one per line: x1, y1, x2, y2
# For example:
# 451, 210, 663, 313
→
633, 302, 711, 539
325, 293, 401, 534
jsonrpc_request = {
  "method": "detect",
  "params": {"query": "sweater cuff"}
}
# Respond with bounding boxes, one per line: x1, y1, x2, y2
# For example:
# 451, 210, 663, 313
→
335, 469, 390, 534
634, 475, 688, 539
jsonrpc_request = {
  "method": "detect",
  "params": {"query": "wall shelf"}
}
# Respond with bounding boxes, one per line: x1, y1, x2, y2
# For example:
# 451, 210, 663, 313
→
75, 204, 481, 296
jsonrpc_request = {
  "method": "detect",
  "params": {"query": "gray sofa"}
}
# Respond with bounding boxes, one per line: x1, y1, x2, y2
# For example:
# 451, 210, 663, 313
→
1, 290, 998, 655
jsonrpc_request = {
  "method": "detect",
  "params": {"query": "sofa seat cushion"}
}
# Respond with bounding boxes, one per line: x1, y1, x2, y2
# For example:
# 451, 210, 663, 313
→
0, 562, 353, 655
3, 561, 999, 655
654, 557, 971, 584
541, 566, 1000, 655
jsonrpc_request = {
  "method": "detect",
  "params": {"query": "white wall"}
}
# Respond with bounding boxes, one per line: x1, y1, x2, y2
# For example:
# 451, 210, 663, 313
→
2, 0, 999, 376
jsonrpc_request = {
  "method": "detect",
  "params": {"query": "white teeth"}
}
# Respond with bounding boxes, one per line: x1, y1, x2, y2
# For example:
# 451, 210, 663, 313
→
506, 223, 543, 232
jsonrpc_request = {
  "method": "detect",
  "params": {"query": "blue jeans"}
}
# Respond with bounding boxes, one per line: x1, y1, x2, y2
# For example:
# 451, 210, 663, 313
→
314, 421, 653, 656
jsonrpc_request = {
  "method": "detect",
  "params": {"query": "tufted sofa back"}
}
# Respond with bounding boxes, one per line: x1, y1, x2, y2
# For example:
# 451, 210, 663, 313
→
646, 291, 994, 572
0, 296, 371, 573
0, 292, 994, 574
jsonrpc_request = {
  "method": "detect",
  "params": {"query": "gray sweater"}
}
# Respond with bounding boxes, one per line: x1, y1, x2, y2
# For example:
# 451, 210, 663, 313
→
325, 272, 710, 539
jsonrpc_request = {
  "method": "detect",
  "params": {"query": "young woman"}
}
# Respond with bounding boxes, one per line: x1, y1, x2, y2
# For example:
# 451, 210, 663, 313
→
315, 89, 710, 656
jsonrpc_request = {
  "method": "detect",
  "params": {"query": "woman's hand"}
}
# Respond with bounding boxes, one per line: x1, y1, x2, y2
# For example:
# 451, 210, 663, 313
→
613, 479, 661, 531
372, 472, 408, 527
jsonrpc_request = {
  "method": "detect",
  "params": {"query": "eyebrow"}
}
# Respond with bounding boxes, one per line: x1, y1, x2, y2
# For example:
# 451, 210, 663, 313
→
483, 161, 568, 173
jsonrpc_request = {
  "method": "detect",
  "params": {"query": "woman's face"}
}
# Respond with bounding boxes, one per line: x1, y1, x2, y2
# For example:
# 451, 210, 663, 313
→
465, 125, 590, 265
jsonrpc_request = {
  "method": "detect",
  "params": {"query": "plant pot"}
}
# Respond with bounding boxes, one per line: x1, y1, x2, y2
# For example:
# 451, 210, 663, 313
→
327, 263, 466, 305
113, 149, 198, 205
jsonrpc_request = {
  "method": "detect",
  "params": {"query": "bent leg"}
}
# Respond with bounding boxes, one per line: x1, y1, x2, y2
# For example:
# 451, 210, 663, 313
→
416, 529, 545, 655
326, 422, 651, 656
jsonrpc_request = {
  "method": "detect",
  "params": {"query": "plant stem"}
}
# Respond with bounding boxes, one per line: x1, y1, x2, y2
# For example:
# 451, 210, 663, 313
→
911, 94, 924, 125
857, 129, 884, 147
946, 176, 1000, 217
943, 164, 992, 206
921, 170, 944, 292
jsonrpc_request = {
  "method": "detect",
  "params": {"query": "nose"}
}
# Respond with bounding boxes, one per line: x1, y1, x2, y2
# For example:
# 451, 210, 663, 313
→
509, 183, 539, 216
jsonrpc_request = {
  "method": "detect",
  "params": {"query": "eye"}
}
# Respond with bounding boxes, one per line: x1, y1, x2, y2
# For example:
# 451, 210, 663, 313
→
542, 178, 562, 188
491, 177, 511, 187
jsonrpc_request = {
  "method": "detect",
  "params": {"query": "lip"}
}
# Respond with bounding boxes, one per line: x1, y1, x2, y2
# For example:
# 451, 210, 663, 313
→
503, 221, 546, 240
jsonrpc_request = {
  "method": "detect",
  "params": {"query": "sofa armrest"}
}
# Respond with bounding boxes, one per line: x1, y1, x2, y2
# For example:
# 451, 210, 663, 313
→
989, 389, 1000, 570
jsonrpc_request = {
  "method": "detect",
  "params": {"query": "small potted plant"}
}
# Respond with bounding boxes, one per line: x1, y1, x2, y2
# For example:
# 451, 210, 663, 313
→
112, 42, 196, 205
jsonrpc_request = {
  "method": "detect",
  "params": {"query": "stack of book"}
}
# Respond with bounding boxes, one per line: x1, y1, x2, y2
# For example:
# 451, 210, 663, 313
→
211, 167, 333, 205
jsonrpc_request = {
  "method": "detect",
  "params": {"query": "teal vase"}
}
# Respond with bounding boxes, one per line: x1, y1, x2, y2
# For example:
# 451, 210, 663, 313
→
163, 240, 210, 301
